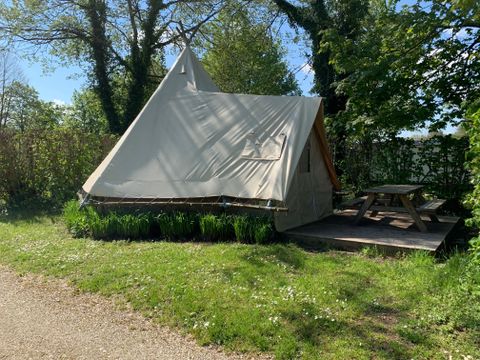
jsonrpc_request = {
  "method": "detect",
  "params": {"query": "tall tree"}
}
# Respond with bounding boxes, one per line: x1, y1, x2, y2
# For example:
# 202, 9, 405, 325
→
272, 0, 368, 113
63, 89, 109, 133
322, 0, 480, 134
272, 0, 369, 176
1, 82, 63, 131
0, 0, 224, 133
0, 52, 25, 128
201, 7, 299, 96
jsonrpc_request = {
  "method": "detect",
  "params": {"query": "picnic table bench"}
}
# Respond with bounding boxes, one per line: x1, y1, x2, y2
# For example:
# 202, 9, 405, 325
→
341, 185, 446, 232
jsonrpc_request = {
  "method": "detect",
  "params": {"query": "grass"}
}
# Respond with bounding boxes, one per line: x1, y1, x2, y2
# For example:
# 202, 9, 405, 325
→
0, 211, 479, 359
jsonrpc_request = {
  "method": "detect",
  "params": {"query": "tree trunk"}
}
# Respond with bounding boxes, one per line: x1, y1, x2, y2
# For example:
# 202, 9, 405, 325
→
86, 0, 121, 134
122, 0, 163, 131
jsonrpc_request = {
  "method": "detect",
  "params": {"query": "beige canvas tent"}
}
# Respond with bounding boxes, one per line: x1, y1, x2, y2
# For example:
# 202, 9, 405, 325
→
81, 46, 340, 231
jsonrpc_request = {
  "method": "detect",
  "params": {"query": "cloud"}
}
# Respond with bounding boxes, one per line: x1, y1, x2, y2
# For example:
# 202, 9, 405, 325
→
52, 99, 67, 106
300, 62, 313, 75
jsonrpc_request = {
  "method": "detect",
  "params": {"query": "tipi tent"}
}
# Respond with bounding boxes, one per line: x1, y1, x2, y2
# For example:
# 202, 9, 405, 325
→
81, 46, 340, 232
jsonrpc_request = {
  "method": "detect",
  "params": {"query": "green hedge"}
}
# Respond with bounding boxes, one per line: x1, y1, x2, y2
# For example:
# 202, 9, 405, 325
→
0, 128, 117, 209
465, 101, 480, 265
1, 129, 469, 214
340, 135, 470, 202
63, 200, 275, 244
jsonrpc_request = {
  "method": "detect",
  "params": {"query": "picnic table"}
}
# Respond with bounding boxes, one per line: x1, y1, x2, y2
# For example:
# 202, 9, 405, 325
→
352, 184, 445, 233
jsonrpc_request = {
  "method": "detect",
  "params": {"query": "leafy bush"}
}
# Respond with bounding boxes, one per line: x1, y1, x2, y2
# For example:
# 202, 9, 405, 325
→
465, 100, 480, 263
118, 214, 150, 239
0, 129, 117, 209
340, 135, 470, 206
173, 212, 197, 238
63, 200, 89, 237
469, 237, 480, 267
63, 201, 153, 239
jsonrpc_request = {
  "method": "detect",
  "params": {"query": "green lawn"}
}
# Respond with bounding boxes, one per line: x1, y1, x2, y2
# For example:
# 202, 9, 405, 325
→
0, 212, 479, 359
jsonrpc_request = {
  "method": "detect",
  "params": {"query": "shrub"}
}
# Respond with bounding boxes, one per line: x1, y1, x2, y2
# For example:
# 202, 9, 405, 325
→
172, 212, 197, 238
199, 213, 233, 241
469, 237, 480, 267
0, 128, 117, 209
62, 200, 89, 238
253, 218, 274, 244
120, 214, 140, 239
138, 213, 153, 238
465, 100, 480, 265
233, 215, 253, 243
156, 212, 197, 240
104, 212, 121, 238
199, 214, 221, 241
63, 203, 275, 243
88, 208, 109, 239
217, 213, 234, 240
63, 200, 81, 230
340, 134, 470, 205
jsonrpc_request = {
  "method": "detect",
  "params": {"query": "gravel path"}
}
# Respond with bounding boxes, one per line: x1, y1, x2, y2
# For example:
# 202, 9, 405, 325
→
0, 268, 263, 360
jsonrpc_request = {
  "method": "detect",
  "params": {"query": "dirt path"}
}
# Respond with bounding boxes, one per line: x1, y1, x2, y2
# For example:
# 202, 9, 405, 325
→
0, 268, 260, 360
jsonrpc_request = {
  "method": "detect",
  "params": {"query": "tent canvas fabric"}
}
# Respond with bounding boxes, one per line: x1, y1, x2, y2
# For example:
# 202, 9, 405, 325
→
81, 46, 340, 231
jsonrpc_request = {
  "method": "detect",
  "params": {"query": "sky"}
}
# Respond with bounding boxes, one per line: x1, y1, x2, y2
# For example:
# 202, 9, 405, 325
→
21, 61, 83, 105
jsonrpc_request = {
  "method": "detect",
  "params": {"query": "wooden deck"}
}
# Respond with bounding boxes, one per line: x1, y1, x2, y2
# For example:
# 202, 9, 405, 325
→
283, 210, 461, 252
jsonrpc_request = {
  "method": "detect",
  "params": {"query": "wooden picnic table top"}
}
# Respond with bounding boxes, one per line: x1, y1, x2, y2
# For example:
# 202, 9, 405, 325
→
364, 184, 424, 195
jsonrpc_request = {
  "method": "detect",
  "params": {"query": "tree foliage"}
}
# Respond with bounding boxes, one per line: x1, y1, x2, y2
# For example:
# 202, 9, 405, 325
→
271, 0, 369, 176
272, 0, 368, 113
0, 0, 225, 134
465, 100, 480, 230
63, 89, 109, 133
322, 0, 480, 135
200, 6, 299, 96
0, 81, 65, 131
0, 128, 117, 207
0, 51, 25, 127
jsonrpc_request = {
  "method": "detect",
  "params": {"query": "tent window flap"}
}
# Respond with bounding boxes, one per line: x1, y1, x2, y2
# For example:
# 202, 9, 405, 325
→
241, 133, 286, 160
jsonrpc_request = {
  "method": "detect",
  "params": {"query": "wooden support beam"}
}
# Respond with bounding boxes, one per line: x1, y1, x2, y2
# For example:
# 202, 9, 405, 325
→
312, 101, 341, 191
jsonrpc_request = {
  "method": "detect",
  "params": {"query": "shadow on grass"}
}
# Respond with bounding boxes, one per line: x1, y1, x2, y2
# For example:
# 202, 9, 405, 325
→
0, 207, 61, 224
239, 243, 308, 270
278, 299, 415, 359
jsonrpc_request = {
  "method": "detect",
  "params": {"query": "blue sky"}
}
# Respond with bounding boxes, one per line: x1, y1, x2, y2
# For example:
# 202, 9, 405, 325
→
21, 61, 83, 104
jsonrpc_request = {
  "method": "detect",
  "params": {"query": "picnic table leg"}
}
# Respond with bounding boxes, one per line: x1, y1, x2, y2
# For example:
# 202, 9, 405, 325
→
388, 194, 395, 206
354, 194, 376, 225
399, 195, 428, 232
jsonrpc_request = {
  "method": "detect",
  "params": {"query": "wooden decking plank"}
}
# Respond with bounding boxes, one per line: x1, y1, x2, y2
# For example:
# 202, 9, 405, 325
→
284, 210, 459, 252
